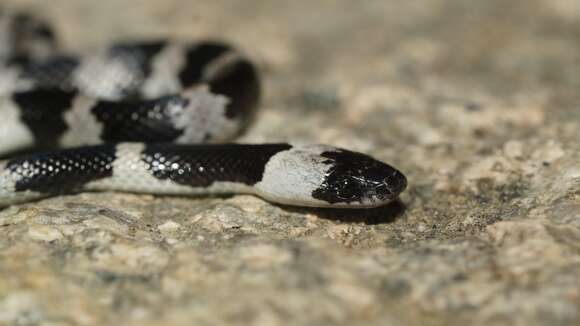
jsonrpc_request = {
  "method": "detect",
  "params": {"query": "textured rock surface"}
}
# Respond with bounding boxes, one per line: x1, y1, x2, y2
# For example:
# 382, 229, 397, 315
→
1, 0, 579, 325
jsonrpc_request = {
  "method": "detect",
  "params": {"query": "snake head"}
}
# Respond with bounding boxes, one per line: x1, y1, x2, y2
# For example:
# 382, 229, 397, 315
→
310, 149, 407, 207
255, 145, 406, 208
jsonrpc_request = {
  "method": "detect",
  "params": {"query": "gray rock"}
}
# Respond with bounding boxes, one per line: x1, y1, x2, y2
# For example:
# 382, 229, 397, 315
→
0, 0, 579, 325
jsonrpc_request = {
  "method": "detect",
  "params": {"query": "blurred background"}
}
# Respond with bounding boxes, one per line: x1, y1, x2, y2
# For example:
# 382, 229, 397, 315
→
1, 1, 579, 325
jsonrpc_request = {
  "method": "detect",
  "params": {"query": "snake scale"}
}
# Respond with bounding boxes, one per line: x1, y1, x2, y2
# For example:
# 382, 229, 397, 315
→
0, 10, 407, 208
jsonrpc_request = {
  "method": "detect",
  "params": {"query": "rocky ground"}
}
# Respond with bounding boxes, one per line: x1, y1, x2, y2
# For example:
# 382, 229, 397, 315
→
0, 0, 579, 325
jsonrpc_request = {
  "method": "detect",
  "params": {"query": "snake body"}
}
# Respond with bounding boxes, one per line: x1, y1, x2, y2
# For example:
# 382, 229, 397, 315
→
0, 11, 407, 208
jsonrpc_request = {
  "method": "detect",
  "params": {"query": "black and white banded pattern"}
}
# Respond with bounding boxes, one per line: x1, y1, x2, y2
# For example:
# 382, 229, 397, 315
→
0, 143, 406, 208
0, 39, 260, 154
0, 10, 407, 208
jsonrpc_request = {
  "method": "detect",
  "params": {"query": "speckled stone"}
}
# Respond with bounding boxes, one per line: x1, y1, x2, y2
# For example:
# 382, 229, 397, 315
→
0, 0, 579, 325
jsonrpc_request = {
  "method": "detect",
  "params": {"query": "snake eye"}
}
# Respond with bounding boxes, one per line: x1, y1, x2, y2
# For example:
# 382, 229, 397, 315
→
335, 178, 363, 200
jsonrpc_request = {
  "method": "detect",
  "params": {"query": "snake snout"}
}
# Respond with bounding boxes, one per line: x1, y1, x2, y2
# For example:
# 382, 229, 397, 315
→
383, 169, 407, 197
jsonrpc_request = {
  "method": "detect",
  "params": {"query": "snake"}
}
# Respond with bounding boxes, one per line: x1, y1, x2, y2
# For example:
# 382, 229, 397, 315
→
0, 10, 407, 208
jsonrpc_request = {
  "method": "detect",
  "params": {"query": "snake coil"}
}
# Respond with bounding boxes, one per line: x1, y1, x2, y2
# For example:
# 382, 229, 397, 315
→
0, 10, 407, 208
